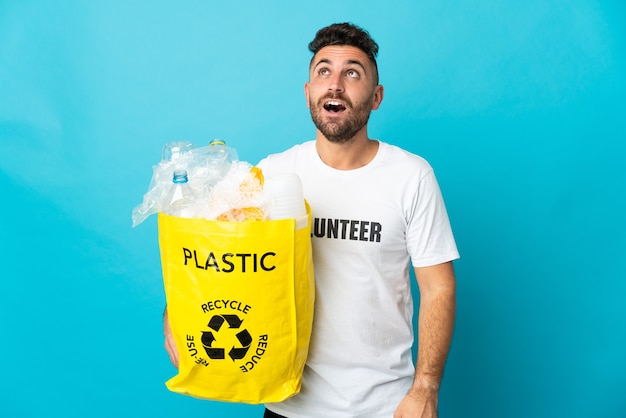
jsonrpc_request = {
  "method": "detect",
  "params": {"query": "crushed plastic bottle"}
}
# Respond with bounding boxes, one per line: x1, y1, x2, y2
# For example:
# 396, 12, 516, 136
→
162, 141, 194, 162
204, 140, 237, 184
162, 169, 196, 218
131, 141, 195, 226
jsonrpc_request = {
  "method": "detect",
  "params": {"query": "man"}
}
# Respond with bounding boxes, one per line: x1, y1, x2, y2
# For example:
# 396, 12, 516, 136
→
165, 22, 459, 418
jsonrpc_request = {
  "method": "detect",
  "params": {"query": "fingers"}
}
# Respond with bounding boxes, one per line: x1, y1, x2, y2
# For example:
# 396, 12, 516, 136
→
163, 308, 180, 368
165, 334, 179, 368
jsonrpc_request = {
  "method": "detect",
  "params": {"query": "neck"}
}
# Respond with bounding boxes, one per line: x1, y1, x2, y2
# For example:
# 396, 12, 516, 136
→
315, 130, 379, 170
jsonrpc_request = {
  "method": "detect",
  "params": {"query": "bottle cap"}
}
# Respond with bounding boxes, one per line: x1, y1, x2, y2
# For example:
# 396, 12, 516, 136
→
173, 170, 189, 184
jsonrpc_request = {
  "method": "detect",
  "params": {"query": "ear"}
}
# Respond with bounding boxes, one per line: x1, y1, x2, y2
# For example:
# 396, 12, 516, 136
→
371, 84, 384, 110
304, 82, 311, 108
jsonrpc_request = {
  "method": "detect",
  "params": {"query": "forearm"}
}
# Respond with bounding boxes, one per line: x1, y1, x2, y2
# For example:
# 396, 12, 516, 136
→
413, 264, 456, 391
393, 269, 455, 417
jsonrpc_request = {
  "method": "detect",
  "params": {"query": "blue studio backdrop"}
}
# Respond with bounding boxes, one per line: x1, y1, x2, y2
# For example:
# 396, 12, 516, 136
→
1, 1, 624, 417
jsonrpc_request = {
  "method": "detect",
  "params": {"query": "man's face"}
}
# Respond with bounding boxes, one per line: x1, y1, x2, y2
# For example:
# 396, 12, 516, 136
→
305, 45, 383, 144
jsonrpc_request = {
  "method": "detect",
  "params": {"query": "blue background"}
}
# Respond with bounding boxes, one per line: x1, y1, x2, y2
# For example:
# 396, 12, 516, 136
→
1, 1, 624, 417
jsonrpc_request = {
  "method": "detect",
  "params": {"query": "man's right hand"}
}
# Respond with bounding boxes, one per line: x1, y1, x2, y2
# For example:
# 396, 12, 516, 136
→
163, 308, 179, 368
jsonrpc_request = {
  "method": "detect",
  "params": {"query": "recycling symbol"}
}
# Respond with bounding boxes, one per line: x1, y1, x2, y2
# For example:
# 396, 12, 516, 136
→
201, 314, 252, 361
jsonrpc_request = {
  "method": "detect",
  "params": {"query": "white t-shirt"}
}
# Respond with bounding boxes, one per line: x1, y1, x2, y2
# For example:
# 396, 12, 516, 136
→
258, 140, 459, 418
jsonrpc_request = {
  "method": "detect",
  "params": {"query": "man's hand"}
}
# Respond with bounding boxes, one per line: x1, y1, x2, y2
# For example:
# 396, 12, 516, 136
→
393, 385, 439, 418
163, 308, 179, 368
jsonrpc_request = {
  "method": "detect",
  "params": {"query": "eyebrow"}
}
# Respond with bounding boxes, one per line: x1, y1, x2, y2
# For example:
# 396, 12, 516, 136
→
312, 58, 368, 73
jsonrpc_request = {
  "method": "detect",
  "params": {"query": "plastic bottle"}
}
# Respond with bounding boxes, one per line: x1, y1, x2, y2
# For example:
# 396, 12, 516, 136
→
207, 139, 229, 163
162, 141, 194, 162
132, 141, 195, 226
162, 170, 197, 218
207, 139, 234, 171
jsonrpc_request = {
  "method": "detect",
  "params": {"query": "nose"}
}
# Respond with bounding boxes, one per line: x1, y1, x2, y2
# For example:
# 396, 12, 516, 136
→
328, 73, 344, 93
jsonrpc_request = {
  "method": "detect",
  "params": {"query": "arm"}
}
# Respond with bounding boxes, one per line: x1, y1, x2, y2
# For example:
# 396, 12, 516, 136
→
394, 261, 456, 418
163, 307, 180, 368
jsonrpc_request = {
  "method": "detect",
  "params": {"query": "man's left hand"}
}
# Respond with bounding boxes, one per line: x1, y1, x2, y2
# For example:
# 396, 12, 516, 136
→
393, 386, 438, 418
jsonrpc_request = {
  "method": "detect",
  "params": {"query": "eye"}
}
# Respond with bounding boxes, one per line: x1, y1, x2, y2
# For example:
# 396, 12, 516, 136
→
318, 68, 330, 77
346, 69, 360, 79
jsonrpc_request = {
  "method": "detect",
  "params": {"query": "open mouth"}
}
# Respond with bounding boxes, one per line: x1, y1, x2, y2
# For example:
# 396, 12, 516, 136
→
323, 100, 347, 113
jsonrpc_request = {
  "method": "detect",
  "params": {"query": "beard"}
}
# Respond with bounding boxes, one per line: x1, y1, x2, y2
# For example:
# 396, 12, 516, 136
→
309, 93, 374, 144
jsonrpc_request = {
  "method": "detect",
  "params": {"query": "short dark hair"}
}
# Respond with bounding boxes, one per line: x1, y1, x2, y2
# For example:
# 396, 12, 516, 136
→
308, 22, 379, 76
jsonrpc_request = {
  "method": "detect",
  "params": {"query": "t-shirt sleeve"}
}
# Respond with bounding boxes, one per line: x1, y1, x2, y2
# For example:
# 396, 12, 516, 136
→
406, 169, 459, 267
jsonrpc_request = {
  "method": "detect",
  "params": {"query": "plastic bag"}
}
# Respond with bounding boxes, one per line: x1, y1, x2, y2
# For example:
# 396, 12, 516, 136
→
158, 203, 315, 403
